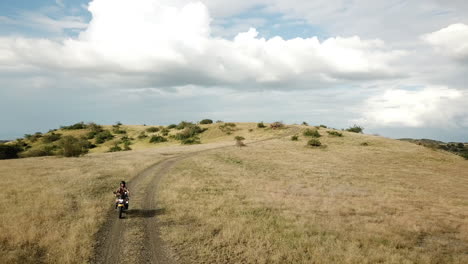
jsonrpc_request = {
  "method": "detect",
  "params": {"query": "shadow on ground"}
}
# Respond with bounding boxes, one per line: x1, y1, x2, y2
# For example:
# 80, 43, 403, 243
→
125, 208, 165, 218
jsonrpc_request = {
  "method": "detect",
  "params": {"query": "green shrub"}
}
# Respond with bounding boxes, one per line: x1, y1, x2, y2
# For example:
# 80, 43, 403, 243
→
61, 122, 87, 130
270, 122, 284, 129
123, 141, 132, 151
87, 123, 103, 133
58, 136, 90, 157
108, 143, 122, 152
291, 135, 299, 141
461, 153, 468, 160
219, 123, 237, 134
248, 129, 253, 132
346, 125, 364, 133
20, 145, 57, 158
181, 137, 201, 145
167, 124, 177, 129
176, 121, 194, 130
25, 132, 43, 142
112, 128, 127, 134
360, 142, 369, 146
42, 133, 62, 143
86, 131, 97, 139
200, 119, 213, 124
235, 136, 246, 147
146, 127, 160, 133
319, 125, 327, 128
0, 144, 22, 159
303, 129, 321, 138
161, 128, 170, 136
307, 139, 322, 147
149, 135, 168, 143
95, 130, 114, 144
120, 136, 133, 144
175, 126, 207, 140
327, 131, 343, 137
257, 122, 266, 128
302, 122, 308, 126
137, 132, 148, 139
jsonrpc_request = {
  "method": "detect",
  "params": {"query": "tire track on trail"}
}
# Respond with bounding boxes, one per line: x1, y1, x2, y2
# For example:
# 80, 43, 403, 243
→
92, 127, 300, 264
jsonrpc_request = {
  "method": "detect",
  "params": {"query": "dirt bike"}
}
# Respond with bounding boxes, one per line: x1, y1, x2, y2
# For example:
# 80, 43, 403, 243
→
115, 192, 129, 219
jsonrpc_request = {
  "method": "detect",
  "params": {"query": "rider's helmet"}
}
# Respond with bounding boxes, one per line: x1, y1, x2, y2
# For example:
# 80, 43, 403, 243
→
120, 181, 126, 187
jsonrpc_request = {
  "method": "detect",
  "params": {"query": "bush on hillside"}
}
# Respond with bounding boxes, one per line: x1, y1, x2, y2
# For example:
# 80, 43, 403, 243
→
181, 137, 201, 145
112, 128, 127, 134
174, 125, 207, 140
87, 123, 103, 133
25, 132, 43, 143
42, 133, 62, 143
149, 135, 168, 143
346, 125, 364, 133
291, 135, 299, 141
20, 145, 57, 158
137, 132, 148, 139
0, 144, 22, 159
219, 123, 237, 134
167, 124, 177, 129
61, 122, 87, 130
234, 136, 246, 147
270, 122, 285, 129
327, 131, 343, 137
160, 128, 170, 136
176, 121, 194, 130
306, 139, 322, 147
303, 129, 321, 138
146, 127, 160, 133
302, 122, 309, 126
58, 136, 90, 157
200, 119, 213, 124
108, 143, 122, 152
257, 122, 266, 128
95, 130, 114, 144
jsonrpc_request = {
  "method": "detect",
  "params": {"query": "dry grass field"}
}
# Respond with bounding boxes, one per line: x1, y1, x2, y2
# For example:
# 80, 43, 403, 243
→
1, 123, 467, 263
157, 128, 468, 263
0, 140, 236, 264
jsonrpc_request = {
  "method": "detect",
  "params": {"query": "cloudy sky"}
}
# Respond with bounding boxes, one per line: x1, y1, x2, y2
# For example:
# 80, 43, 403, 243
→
1, 0, 467, 141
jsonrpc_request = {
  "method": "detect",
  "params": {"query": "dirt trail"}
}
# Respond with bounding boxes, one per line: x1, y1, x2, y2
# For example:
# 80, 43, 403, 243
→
92, 127, 300, 263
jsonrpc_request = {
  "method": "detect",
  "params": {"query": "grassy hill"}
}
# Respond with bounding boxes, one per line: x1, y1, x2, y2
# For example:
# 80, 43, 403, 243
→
0, 123, 467, 263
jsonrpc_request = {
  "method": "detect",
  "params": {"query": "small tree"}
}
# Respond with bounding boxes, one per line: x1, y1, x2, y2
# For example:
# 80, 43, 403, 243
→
257, 122, 266, 128
302, 122, 308, 126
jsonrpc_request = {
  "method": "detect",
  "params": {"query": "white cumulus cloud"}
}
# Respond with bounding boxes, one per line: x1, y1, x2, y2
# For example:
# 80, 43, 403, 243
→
0, 0, 403, 89
423, 23, 468, 61
359, 87, 468, 127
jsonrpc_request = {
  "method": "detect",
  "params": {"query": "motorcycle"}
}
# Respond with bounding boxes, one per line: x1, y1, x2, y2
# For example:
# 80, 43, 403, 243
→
115, 191, 129, 219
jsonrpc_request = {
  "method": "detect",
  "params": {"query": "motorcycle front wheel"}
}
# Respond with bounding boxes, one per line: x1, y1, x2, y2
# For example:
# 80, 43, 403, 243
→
119, 206, 124, 219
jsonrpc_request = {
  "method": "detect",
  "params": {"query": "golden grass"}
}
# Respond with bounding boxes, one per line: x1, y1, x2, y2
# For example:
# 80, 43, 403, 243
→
0, 140, 237, 264
157, 129, 468, 263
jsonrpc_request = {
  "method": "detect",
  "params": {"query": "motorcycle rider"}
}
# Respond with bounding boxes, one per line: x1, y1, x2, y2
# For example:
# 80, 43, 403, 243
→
114, 181, 130, 209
